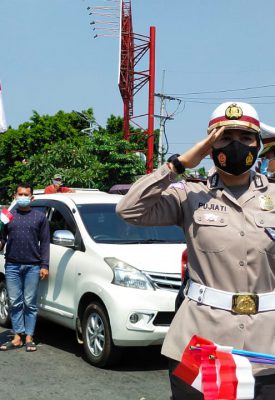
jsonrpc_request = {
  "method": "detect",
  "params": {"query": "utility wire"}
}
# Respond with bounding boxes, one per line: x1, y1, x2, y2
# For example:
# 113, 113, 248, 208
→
167, 100, 275, 105
174, 95, 275, 100
167, 83, 275, 97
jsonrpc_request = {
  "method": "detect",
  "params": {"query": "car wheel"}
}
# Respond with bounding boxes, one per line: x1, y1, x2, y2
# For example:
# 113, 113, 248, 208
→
82, 302, 121, 368
0, 281, 10, 328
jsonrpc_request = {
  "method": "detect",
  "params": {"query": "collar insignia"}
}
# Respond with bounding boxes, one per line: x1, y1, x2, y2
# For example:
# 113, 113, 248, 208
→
254, 175, 263, 188
210, 173, 219, 188
225, 103, 243, 120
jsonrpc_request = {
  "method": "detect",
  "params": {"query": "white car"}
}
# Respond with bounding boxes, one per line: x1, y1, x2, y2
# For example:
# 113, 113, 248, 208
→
0, 190, 186, 367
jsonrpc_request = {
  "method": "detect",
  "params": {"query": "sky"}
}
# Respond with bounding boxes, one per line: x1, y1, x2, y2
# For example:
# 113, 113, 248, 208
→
1, 0, 275, 171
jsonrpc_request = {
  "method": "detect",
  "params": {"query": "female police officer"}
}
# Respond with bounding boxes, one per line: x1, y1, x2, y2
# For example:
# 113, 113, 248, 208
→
116, 102, 275, 400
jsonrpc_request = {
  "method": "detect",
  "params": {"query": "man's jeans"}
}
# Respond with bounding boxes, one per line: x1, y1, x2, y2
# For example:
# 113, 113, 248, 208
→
5, 263, 40, 336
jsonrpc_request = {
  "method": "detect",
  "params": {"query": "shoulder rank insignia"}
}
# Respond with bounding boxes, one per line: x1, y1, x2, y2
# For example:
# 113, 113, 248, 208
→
259, 194, 274, 211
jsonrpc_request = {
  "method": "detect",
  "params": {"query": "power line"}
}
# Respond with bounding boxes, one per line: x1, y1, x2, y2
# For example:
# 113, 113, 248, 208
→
154, 72, 182, 166
167, 83, 275, 97
165, 99, 275, 105
174, 95, 275, 100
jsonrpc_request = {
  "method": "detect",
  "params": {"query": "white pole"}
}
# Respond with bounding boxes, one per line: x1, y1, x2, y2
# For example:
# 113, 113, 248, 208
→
0, 82, 7, 133
158, 70, 165, 167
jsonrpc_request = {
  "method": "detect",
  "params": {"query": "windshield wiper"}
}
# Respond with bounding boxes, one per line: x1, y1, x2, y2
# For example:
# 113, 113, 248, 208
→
132, 239, 173, 243
98, 239, 184, 244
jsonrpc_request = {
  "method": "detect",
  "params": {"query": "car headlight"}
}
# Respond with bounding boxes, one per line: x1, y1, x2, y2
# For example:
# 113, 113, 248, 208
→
104, 257, 154, 290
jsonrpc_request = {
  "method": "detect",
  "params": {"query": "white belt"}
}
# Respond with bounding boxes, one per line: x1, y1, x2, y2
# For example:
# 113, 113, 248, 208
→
186, 280, 275, 314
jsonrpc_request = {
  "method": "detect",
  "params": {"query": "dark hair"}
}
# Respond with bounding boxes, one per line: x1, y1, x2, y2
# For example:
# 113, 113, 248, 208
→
15, 182, 34, 195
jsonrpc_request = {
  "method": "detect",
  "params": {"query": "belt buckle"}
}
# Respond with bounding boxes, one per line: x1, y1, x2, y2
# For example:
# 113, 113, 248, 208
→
232, 293, 259, 315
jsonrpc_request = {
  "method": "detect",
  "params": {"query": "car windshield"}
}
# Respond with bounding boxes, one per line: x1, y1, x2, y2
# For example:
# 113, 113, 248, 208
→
77, 203, 185, 244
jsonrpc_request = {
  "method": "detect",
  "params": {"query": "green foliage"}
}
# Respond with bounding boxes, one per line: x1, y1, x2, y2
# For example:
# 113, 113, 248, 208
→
106, 114, 123, 134
197, 167, 206, 178
0, 110, 147, 202
185, 167, 207, 179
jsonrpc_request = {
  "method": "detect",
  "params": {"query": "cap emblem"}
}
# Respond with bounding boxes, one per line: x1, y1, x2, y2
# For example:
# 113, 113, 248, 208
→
217, 152, 227, 167
225, 103, 243, 120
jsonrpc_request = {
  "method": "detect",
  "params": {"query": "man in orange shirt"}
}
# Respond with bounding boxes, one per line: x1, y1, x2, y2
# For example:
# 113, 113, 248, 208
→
44, 174, 75, 194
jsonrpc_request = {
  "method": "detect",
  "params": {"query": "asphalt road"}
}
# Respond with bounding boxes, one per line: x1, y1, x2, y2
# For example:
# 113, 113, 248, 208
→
0, 319, 171, 400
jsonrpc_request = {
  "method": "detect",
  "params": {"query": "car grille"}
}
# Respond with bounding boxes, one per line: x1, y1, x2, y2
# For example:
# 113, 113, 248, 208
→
153, 312, 174, 326
144, 272, 181, 291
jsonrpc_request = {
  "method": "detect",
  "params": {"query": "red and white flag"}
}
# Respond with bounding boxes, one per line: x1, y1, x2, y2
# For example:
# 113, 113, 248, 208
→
173, 335, 255, 400
0, 82, 7, 133
0, 208, 13, 225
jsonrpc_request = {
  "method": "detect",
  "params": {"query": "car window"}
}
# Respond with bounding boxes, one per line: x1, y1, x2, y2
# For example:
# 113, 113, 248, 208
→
49, 208, 76, 241
77, 203, 185, 244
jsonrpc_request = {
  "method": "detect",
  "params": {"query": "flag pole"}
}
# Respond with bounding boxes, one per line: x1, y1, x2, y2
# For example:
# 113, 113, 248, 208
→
190, 345, 275, 364
0, 82, 7, 133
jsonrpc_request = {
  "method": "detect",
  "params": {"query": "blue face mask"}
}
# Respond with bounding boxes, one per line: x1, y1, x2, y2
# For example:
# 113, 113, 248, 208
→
260, 158, 269, 175
53, 179, 62, 186
16, 197, 31, 208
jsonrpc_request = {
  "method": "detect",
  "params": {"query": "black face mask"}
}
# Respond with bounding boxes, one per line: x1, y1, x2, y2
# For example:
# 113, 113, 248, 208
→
212, 141, 258, 176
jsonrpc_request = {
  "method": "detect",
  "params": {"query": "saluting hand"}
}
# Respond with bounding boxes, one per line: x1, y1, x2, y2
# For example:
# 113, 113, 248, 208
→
177, 127, 225, 169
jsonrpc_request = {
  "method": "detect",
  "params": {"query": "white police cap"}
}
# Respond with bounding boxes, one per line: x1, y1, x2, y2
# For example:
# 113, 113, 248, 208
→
208, 102, 261, 134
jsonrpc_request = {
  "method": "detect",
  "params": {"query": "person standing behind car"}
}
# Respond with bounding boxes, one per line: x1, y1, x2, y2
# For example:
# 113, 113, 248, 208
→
258, 144, 275, 179
44, 173, 75, 194
0, 183, 50, 352
116, 102, 275, 400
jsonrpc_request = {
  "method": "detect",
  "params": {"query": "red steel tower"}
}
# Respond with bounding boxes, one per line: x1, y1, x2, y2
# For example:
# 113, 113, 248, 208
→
87, 0, 156, 173
118, 0, 156, 173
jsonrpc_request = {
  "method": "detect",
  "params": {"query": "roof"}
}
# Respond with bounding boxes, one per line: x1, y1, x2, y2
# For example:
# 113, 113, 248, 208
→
33, 190, 123, 205
33, 188, 100, 195
109, 184, 132, 194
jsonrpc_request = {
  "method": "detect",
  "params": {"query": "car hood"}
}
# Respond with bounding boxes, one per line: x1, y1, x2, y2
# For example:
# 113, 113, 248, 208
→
97, 243, 185, 274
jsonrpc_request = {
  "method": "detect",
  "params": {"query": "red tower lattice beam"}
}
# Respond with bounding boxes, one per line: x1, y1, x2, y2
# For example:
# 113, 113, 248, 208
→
147, 26, 156, 174
118, 0, 156, 173
119, 0, 134, 139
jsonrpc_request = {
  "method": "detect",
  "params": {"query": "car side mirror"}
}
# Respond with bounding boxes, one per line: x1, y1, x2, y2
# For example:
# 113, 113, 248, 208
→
53, 230, 75, 247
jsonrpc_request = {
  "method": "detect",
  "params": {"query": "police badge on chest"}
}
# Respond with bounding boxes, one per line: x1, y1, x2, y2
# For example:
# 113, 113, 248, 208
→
259, 194, 274, 211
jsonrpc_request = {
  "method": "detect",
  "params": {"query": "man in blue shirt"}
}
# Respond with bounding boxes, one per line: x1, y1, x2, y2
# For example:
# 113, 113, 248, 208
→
0, 183, 50, 351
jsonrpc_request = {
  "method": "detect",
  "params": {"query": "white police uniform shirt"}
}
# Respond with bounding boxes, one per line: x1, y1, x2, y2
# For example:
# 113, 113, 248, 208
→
116, 164, 275, 376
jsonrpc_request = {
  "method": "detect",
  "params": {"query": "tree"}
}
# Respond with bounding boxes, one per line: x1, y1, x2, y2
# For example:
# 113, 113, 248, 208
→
0, 110, 90, 166
0, 111, 147, 201
27, 130, 146, 192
